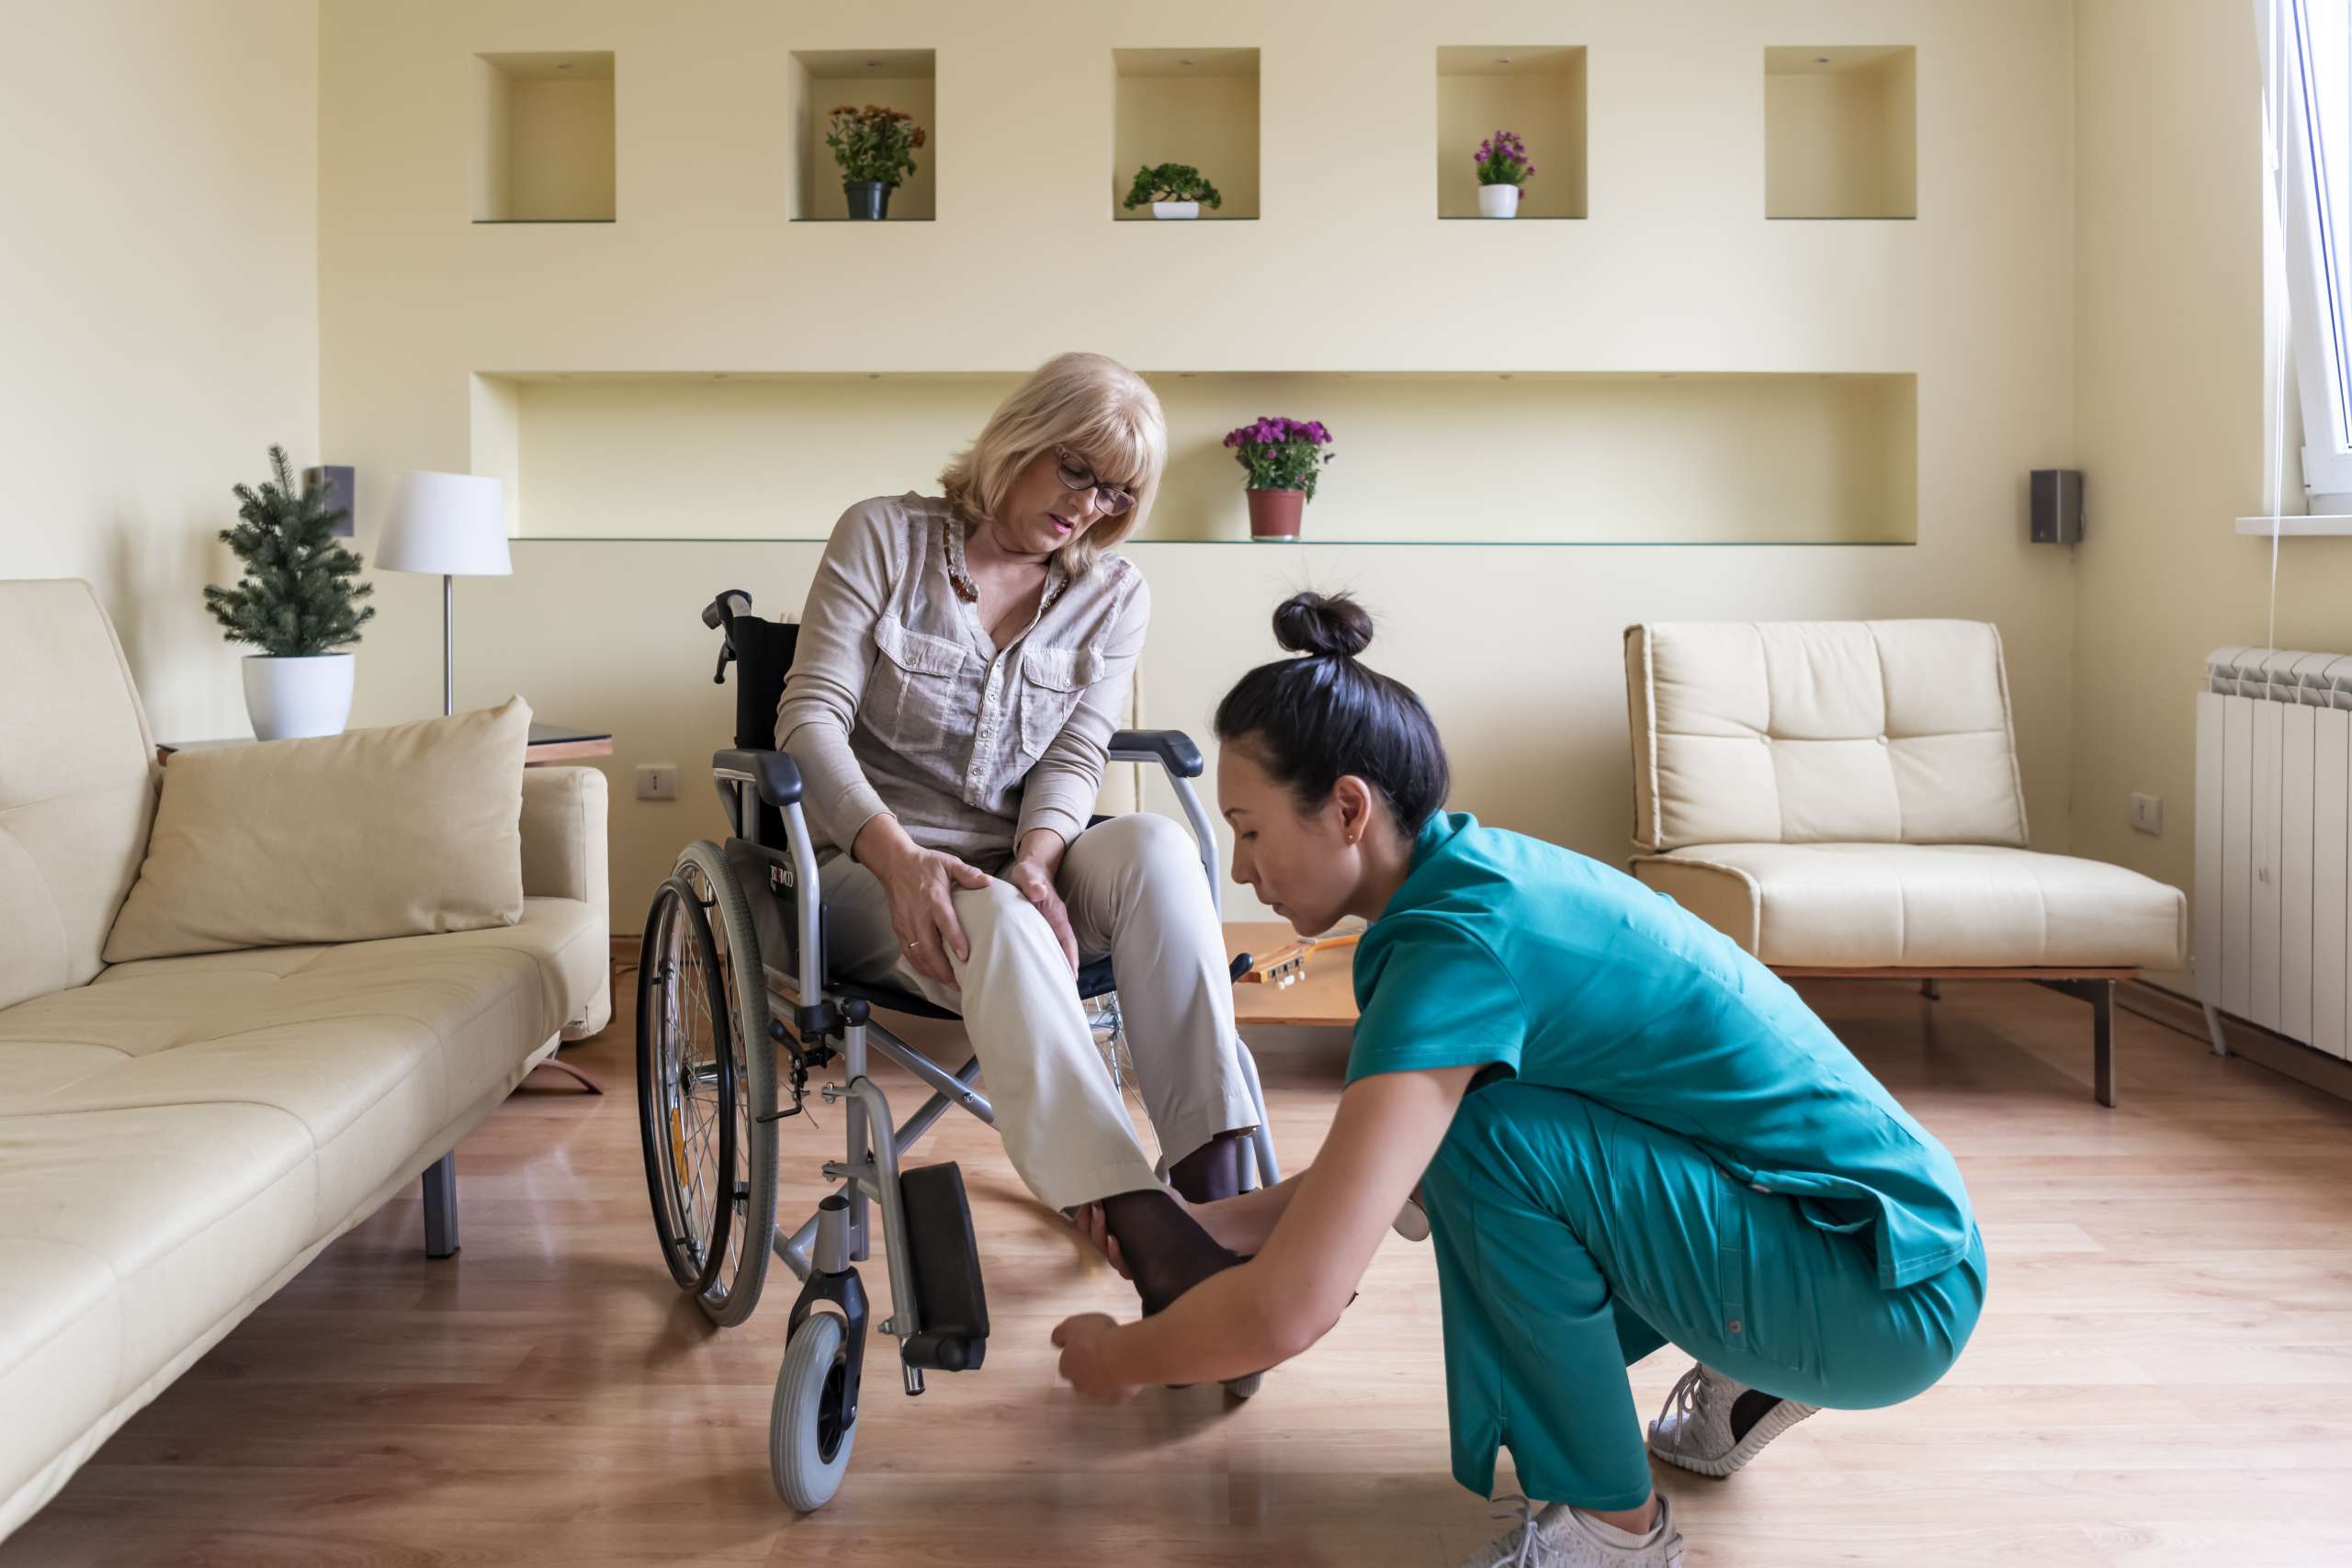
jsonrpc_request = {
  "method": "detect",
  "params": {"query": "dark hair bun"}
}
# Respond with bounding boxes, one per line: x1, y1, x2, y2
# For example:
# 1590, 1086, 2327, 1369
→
1272, 591, 1374, 660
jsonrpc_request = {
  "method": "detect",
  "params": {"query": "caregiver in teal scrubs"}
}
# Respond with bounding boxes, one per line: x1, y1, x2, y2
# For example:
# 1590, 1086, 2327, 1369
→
1051, 592, 1988, 1568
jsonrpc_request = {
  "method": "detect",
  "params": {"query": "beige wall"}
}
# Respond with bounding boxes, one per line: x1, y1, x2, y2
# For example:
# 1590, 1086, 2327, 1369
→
0, 1, 320, 743
2070, 0, 2271, 995
317, 0, 2081, 930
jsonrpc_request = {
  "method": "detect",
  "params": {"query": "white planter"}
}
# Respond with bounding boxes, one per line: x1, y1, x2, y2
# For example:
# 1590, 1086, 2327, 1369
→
243, 653, 355, 740
1151, 200, 1200, 220
1477, 184, 1521, 219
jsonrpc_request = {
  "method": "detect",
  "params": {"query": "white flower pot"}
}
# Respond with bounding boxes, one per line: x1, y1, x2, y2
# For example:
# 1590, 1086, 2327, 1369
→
1151, 200, 1199, 220
243, 652, 355, 740
1477, 184, 1521, 219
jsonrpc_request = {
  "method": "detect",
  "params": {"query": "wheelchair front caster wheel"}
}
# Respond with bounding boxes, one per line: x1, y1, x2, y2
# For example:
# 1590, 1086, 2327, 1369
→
1222, 1372, 1263, 1400
772, 1312, 858, 1511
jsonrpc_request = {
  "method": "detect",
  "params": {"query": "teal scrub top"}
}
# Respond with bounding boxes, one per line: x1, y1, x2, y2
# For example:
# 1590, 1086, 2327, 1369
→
1350, 811, 1976, 1291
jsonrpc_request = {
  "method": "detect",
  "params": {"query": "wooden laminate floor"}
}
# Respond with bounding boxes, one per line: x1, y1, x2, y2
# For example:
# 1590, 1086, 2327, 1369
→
10, 981, 2352, 1566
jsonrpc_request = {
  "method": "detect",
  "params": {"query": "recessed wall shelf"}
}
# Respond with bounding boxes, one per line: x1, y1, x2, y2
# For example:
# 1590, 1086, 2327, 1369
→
470, 370, 1916, 547
471, 51, 616, 223
1113, 49, 1260, 220
1764, 46, 1916, 220
1435, 47, 1587, 220
788, 49, 937, 221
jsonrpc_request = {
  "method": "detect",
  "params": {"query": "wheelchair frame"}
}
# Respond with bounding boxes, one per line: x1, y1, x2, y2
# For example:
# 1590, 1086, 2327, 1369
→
636, 592, 1281, 1511
710, 739, 1278, 1299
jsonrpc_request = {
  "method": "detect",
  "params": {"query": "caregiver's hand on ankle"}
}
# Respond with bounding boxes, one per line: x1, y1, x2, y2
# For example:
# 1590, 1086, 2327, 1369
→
1074, 1195, 1250, 1276
1073, 1201, 1132, 1279
1052, 1313, 1140, 1404
861, 819, 989, 990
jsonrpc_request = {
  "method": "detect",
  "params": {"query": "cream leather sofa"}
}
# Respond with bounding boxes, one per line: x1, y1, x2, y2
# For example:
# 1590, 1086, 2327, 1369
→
1624, 619, 2187, 1107
0, 580, 612, 1541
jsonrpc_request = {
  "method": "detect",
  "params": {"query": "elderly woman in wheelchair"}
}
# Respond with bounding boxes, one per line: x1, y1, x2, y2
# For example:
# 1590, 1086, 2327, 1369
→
634, 351, 1279, 1511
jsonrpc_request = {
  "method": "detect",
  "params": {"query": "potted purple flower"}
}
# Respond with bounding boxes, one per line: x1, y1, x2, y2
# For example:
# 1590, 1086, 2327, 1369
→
1224, 415, 1336, 540
1474, 129, 1535, 218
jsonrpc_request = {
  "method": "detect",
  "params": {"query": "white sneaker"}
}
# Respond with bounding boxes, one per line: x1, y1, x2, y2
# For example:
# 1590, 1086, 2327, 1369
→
1646, 1362, 1817, 1478
1455, 1495, 1684, 1567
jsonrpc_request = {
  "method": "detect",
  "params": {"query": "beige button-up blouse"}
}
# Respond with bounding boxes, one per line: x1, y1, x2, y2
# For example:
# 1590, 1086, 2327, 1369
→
775, 491, 1150, 869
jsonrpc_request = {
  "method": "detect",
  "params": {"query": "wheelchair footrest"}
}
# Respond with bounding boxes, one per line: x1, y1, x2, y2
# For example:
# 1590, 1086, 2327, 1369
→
899, 1161, 989, 1370
901, 1331, 985, 1372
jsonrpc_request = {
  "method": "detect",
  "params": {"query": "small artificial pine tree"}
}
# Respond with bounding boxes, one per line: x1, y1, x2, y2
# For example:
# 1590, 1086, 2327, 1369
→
204, 446, 375, 657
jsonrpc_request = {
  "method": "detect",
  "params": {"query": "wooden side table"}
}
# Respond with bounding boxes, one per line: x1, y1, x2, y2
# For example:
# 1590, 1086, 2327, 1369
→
158, 719, 614, 767
1225, 919, 1360, 1028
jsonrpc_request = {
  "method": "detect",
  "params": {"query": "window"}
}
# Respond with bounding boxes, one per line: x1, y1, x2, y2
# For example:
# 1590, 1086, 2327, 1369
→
2263, 0, 2352, 504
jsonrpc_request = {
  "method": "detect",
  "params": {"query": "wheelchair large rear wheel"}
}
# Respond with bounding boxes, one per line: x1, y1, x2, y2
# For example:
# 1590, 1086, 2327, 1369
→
637, 840, 778, 1326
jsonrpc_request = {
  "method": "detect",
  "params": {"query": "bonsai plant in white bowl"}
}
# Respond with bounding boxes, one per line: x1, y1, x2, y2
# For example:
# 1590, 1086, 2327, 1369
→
204, 445, 374, 739
1474, 129, 1536, 217
1123, 162, 1223, 220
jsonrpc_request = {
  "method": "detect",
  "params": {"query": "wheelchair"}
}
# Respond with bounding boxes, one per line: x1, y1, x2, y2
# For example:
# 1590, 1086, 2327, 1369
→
635, 589, 1283, 1512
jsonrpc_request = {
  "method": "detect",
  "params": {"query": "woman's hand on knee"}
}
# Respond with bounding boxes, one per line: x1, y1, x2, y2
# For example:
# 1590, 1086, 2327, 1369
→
879, 846, 989, 988
1002, 857, 1080, 975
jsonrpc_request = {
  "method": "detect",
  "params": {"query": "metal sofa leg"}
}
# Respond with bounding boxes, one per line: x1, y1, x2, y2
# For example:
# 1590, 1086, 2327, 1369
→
2031, 978, 2117, 1109
1919, 978, 1941, 1001
423, 1152, 459, 1258
2090, 979, 2115, 1109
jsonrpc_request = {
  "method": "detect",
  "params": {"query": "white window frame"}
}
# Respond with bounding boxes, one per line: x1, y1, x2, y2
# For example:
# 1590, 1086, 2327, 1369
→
2260, 0, 2352, 507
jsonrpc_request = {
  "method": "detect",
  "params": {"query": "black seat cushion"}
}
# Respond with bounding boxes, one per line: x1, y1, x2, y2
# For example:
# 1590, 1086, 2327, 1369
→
833, 953, 1118, 1022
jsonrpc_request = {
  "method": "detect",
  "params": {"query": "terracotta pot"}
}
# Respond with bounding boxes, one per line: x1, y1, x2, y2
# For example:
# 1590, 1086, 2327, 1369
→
1246, 488, 1305, 540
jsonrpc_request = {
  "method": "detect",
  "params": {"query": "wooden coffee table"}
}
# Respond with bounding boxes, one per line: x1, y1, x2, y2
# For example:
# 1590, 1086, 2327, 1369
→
1225, 920, 1361, 1028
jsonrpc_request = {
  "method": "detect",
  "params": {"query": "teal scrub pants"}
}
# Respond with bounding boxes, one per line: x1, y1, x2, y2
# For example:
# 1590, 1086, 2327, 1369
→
1418, 1080, 1988, 1512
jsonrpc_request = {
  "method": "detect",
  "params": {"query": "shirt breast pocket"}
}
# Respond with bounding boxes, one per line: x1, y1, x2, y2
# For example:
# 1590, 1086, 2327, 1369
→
1016, 642, 1106, 760
867, 614, 968, 754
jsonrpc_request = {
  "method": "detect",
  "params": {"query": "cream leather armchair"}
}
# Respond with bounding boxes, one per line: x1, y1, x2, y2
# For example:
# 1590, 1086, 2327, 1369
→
1624, 620, 2187, 1106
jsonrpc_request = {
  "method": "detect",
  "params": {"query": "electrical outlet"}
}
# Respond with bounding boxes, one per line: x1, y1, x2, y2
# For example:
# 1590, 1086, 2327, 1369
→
637, 763, 678, 802
2129, 792, 2163, 836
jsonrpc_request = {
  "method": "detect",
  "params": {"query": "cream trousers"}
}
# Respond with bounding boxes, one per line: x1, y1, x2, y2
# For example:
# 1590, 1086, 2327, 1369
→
819, 812, 1259, 1212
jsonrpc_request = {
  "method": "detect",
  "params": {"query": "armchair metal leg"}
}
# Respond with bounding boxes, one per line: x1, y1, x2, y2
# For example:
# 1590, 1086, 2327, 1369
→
2033, 978, 2117, 1109
423, 1152, 458, 1258
2202, 1000, 2233, 1058
526, 1055, 606, 1094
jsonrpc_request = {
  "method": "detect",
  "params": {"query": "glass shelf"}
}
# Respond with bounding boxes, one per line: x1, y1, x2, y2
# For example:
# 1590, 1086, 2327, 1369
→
474, 369, 1917, 547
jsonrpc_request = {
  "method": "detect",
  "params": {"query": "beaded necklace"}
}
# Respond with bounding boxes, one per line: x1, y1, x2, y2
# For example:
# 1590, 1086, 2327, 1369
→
944, 514, 1069, 624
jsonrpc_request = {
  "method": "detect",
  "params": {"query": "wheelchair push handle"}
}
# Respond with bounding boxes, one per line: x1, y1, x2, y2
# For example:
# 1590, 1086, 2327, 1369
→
705, 589, 755, 683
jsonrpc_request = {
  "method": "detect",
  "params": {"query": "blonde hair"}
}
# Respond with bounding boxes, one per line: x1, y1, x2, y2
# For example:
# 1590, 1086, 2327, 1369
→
939, 351, 1167, 575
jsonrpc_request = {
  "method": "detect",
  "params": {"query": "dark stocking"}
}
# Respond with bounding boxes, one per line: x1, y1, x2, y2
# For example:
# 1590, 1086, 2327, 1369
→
1098, 1188, 1247, 1315
1167, 1126, 1254, 1204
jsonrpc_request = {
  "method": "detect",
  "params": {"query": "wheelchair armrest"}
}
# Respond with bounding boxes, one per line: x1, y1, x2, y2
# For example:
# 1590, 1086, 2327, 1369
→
712, 747, 804, 807
1108, 728, 1204, 780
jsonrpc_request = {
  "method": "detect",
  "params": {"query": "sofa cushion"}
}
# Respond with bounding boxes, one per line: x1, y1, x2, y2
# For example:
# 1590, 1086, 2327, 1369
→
1625, 621, 2030, 853
1633, 843, 2188, 970
0, 581, 158, 1011
103, 697, 534, 963
0, 896, 601, 1527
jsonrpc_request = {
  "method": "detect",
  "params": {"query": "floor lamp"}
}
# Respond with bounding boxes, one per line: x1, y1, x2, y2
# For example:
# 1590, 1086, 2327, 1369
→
376, 471, 511, 716
375, 470, 598, 1095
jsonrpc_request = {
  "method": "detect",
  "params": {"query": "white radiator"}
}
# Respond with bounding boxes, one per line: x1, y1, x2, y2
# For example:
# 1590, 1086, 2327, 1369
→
2197, 647, 2352, 1058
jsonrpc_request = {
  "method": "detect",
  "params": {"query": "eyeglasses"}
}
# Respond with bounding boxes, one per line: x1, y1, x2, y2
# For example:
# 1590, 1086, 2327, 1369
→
1054, 446, 1137, 516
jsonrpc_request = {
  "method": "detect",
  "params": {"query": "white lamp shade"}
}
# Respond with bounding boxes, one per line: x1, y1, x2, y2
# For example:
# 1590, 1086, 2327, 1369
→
377, 471, 512, 576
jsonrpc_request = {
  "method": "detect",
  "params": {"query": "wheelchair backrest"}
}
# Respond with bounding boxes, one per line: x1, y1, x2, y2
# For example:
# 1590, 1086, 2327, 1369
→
724, 613, 800, 752
712, 598, 801, 851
